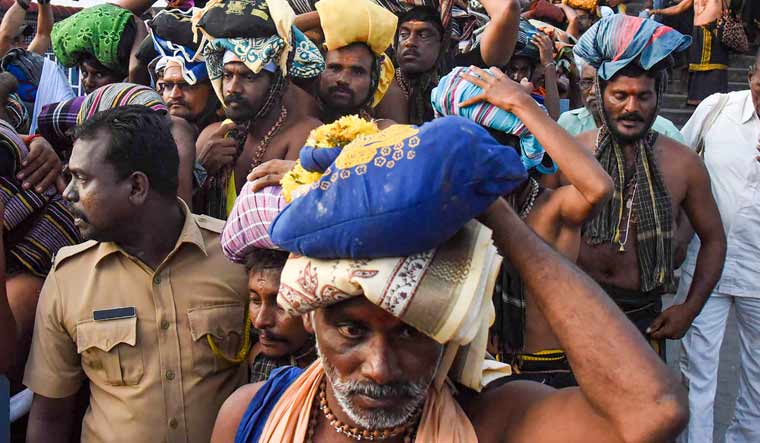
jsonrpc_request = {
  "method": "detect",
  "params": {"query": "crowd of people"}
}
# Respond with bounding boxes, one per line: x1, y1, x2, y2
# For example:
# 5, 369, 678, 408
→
0, 0, 758, 442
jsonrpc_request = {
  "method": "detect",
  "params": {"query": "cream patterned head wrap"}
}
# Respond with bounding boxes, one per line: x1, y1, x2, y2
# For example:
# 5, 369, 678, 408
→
278, 220, 510, 392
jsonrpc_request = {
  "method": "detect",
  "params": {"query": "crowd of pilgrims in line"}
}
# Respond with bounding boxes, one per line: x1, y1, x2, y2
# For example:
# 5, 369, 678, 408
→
0, 0, 754, 442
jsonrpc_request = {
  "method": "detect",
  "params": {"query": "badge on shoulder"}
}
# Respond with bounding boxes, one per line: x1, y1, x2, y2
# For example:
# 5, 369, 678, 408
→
93, 307, 136, 321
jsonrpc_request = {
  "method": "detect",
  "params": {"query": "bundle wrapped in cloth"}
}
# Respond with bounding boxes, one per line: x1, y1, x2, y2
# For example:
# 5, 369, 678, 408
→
269, 115, 527, 258
431, 66, 556, 174
278, 220, 509, 391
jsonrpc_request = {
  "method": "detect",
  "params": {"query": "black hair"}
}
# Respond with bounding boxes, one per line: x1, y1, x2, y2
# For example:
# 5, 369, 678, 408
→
73, 105, 179, 198
397, 6, 444, 40
245, 248, 290, 272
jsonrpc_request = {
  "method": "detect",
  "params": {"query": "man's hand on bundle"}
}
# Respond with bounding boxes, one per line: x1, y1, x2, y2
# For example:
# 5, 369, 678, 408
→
247, 159, 296, 192
18, 136, 62, 193
459, 66, 534, 112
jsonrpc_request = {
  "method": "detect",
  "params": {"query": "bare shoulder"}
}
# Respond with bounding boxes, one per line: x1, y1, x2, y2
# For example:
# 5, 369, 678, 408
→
655, 135, 704, 174
462, 380, 555, 442
374, 80, 409, 124
210, 382, 265, 443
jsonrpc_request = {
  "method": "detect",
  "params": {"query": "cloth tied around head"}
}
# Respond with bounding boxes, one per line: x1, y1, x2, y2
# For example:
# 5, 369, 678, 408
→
431, 66, 556, 174
315, 0, 397, 106
76, 83, 167, 125
51, 3, 134, 75
572, 14, 691, 81
193, 0, 325, 102
147, 8, 209, 86
278, 220, 511, 392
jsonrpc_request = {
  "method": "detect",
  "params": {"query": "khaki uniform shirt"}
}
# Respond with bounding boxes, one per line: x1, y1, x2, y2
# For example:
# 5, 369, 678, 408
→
23, 201, 249, 443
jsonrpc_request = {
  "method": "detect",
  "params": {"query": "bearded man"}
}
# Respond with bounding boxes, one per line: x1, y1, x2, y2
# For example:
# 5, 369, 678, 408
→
146, 8, 221, 133
572, 15, 726, 356
192, 0, 325, 219
313, 0, 398, 123
376, 0, 521, 124
209, 196, 688, 443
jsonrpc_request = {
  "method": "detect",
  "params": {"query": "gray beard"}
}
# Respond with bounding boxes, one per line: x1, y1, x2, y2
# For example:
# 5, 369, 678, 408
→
315, 331, 441, 430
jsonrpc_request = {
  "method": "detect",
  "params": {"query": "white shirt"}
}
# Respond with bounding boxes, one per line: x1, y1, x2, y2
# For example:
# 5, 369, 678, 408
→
681, 90, 760, 297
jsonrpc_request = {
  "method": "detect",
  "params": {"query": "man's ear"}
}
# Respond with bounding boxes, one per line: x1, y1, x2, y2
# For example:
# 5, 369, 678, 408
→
302, 311, 315, 334
128, 171, 150, 205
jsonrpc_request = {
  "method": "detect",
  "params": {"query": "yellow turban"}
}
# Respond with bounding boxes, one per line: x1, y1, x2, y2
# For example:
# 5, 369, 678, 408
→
315, 0, 398, 107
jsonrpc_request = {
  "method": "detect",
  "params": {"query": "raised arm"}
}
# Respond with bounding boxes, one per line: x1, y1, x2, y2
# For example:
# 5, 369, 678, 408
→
650, 0, 692, 16
460, 66, 613, 225
480, 199, 687, 443
477, 0, 521, 66
0, 201, 16, 374
27, 1, 54, 55
0, 1, 27, 57
648, 146, 726, 340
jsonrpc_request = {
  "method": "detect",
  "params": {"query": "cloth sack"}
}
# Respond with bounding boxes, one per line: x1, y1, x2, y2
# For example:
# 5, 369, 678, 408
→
269, 115, 527, 258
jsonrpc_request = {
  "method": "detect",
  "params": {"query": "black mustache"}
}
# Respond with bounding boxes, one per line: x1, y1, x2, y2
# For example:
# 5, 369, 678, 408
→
328, 85, 354, 96
618, 113, 645, 122
223, 94, 248, 107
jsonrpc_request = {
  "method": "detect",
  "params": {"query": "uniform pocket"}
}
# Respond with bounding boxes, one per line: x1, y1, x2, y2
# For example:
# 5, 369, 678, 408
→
76, 317, 144, 386
187, 303, 245, 377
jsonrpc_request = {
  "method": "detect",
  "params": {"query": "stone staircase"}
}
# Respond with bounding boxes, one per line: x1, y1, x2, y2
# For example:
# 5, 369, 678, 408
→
660, 54, 754, 128
620, 1, 753, 128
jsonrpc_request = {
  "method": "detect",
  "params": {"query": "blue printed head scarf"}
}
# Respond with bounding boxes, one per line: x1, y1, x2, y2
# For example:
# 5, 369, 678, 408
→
430, 66, 556, 174
573, 15, 691, 81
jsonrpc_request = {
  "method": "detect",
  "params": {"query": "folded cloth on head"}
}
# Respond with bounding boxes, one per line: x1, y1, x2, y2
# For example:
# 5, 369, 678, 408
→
269, 116, 527, 258
195, 0, 278, 39
51, 3, 134, 74
315, 0, 397, 106
194, 0, 325, 101
221, 184, 285, 263
278, 220, 510, 392
76, 83, 167, 125
431, 66, 556, 174
573, 14, 691, 81
149, 7, 199, 50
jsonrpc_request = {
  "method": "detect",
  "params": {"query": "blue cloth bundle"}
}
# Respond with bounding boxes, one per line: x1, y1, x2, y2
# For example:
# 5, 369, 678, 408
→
269, 116, 528, 258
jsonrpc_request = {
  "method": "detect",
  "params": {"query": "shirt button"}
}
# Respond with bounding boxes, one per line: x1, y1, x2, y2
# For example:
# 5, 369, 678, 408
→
160, 320, 170, 330
153, 275, 161, 285
165, 369, 175, 381
169, 418, 178, 429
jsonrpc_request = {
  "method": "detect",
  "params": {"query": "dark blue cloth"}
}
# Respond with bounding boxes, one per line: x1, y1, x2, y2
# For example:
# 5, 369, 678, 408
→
234, 366, 304, 443
299, 146, 343, 173
270, 116, 528, 258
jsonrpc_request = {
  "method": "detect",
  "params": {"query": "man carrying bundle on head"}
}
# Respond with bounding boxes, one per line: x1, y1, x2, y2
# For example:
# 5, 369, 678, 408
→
192, 0, 325, 219
374, 0, 522, 124
571, 14, 726, 357
51, 3, 148, 93
142, 7, 222, 134
209, 112, 688, 443
307, 0, 398, 123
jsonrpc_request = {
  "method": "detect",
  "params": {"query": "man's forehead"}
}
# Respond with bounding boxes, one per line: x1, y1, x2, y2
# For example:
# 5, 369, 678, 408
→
223, 61, 254, 74
163, 65, 187, 83
321, 296, 407, 327
326, 45, 374, 67
70, 134, 108, 170
399, 20, 439, 32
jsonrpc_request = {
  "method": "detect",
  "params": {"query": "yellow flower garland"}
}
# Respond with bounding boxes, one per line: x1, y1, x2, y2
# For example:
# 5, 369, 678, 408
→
281, 116, 379, 202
